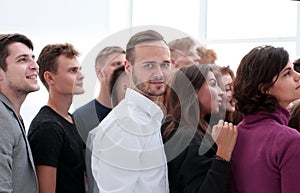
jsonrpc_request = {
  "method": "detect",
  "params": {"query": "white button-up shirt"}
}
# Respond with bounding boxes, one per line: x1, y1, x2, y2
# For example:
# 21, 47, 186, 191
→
88, 88, 169, 193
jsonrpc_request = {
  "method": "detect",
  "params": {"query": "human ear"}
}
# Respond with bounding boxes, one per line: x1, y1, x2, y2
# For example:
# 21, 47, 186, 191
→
0, 69, 4, 81
44, 71, 55, 85
258, 83, 270, 94
124, 60, 131, 74
95, 66, 102, 79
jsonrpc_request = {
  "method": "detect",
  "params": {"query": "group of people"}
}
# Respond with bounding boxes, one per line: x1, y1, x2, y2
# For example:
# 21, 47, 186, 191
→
1, 31, 300, 193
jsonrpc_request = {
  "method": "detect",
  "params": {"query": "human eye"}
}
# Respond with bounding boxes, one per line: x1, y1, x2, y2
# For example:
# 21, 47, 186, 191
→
283, 70, 291, 77
70, 67, 79, 73
17, 56, 27, 63
116, 62, 122, 66
225, 85, 231, 92
111, 61, 122, 67
143, 62, 153, 68
161, 62, 170, 68
209, 79, 217, 87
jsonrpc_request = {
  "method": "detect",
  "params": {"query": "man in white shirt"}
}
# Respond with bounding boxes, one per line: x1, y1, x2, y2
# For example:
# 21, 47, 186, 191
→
89, 29, 172, 193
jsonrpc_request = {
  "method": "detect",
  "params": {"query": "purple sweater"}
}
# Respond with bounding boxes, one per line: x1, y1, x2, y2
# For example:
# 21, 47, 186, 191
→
229, 106, 300, 193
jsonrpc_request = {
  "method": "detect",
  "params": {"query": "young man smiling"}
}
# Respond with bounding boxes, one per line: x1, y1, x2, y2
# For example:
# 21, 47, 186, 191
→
0, 33, 39, 193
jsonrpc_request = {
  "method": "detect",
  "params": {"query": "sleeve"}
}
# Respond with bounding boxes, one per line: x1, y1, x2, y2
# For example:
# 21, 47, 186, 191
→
0, 113, 19, 192
89, 125, 139, 193
177, 143, 231, 193
276, 128, 300, 193
28, 122, 65, 167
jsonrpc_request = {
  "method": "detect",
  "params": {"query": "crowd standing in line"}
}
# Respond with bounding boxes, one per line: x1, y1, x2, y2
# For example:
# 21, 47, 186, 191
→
2, 31, 300, 193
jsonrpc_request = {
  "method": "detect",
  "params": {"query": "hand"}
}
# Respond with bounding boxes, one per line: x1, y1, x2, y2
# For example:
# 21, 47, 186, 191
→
212, 120, 238, 161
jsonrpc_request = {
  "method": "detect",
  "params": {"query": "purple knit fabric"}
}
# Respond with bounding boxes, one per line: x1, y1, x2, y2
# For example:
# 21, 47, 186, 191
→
229, 106, 300, 193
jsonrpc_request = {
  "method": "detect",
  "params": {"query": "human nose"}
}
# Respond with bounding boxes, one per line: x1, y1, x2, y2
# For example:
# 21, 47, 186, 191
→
153, 64, 164, 77
294, 67, 300, 80
30, 60, 39, 71
78, 70, 84, 80
218, 86, 225, 96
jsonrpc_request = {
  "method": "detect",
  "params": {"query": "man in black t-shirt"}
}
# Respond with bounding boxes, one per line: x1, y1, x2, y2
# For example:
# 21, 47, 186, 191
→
28, 43, 86, 193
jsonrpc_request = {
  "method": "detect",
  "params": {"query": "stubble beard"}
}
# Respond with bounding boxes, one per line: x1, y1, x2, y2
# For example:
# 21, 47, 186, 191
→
132, 68, 166, 97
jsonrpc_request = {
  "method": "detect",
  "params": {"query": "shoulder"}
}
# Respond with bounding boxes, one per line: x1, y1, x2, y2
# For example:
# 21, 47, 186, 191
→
73, 100, 95, 115
29, 122, 64, 138
269, 126, 300, 164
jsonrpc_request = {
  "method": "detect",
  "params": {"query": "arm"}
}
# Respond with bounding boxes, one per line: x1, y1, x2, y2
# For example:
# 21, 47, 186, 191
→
176, 144, 232, 193
89, 124, 139, 193
0, 106, 22, 192
277, 128, 300, 193
0, 122, 16, 193
36, 166, 56, 193
171, 121, 237, 193
28, 123, 64, 193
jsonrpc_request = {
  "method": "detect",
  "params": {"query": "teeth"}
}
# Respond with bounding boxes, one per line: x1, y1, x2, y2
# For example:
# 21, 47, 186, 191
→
27, 75, 37, 79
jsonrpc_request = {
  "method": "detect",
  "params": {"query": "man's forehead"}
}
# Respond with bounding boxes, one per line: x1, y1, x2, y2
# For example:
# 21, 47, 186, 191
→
134, 41, 168, 49
7, 42, 32, 56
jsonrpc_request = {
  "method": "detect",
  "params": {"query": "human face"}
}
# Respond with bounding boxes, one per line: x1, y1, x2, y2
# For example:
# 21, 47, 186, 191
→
220, 73, 235, 113
268, 61, 300, 108
101, 53, 126, 80
50, 55, 84, 95
173, 46, 200, 68
127, 41, 171, 101
0, 42, 40, 97
197, 71, 224, 117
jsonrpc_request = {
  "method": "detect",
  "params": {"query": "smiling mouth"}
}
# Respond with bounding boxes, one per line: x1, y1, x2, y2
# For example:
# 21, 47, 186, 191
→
26, 75, 37, 79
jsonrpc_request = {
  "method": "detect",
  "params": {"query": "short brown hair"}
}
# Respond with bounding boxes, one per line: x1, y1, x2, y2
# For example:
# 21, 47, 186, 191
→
95, 46, 125, 68
126, 30, 167, 64
234, 45, 289, 115
37, 43, 79, 89
168, 37, 196, 52
0, 33, 33, 71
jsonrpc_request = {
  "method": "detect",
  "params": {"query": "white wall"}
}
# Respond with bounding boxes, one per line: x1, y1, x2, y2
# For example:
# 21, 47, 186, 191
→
1, 0, 299, 129
1, 0, 111, 129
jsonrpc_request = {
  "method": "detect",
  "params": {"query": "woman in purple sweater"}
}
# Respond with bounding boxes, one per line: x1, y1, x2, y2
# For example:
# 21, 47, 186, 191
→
229, 45, 300, 193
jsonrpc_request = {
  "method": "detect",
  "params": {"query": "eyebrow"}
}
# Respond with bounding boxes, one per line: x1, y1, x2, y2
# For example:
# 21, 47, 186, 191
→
141, 60, 171, 64
15, 54, 35, 60
281, 67, 292, 74
208, 78, 217, 82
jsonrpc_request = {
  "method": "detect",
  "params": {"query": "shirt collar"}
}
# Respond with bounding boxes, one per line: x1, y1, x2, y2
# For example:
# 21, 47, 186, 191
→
125, 88, 164, 122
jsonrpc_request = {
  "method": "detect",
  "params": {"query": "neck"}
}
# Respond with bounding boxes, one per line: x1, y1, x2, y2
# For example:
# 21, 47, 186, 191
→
96, 87, 112, 108
47, 92, 73, 123
0, 89, 27, 115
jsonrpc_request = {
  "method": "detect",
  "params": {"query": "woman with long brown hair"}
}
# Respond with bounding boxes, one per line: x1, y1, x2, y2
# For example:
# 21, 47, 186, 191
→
162, 64, 237, 193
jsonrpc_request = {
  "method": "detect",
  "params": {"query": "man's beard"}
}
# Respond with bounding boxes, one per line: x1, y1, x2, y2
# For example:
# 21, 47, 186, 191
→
132, 68, 166, 97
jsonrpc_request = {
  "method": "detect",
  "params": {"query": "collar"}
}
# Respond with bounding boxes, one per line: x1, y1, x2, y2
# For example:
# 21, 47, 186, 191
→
111, 88, 164, 135
243, 105, 290, 126
125, 88, 163, 121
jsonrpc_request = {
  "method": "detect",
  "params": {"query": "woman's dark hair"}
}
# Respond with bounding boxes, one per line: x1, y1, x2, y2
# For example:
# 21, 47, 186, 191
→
288, 100, 300, 132
163, 64, 212, 138
233, 45, 289, 115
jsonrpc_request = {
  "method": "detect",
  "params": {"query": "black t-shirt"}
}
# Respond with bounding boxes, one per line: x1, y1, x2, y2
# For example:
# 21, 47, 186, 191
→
28, 106, 85, 193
